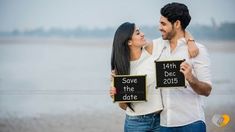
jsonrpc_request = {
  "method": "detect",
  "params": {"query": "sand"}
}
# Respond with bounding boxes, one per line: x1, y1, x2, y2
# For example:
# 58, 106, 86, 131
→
0, 105, 234, 132
0, 111, 125, 132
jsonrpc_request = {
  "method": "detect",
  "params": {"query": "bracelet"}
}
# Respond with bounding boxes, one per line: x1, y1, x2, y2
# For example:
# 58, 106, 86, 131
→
187, 38, 195, 43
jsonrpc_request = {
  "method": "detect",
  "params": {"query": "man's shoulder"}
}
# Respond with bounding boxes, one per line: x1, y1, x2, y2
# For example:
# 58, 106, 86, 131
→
193, 42, 210, 61
195, 42, 207, 51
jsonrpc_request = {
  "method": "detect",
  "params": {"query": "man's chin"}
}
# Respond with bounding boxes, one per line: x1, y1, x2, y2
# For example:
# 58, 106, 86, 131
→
161, 35, 167, 40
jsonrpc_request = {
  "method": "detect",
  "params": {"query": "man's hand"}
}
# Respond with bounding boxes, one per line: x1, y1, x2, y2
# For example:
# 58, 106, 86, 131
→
180, 61, 212, 96
180, 61, 194, 82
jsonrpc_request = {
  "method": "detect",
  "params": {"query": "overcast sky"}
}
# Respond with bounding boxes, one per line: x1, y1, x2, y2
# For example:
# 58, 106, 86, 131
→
0, 0, 235, 31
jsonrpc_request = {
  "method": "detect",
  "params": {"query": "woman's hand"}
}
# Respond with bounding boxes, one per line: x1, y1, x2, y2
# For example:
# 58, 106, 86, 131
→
110, 70, 116, 99
110, 70, 116, 82
109, 70, 127, 110
185, 31, 199, 58
109, 87, 116, 99
110, 85, 127, 110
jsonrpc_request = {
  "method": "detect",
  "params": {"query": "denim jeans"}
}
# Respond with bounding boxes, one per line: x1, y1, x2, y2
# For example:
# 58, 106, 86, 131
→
124, 113, 160, 132
160, 120, 206, 132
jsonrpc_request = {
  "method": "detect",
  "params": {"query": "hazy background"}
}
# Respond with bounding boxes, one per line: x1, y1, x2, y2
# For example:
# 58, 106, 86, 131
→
0, 0, 235, 132
1, 0, 235, 40
0, 0, 235, 31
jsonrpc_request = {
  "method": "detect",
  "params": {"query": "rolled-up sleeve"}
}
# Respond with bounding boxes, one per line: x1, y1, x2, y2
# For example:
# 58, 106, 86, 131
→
192, 44, 212, 86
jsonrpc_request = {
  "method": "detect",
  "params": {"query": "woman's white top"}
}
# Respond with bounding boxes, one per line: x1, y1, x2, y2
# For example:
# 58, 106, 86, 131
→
126, 48, 163, 116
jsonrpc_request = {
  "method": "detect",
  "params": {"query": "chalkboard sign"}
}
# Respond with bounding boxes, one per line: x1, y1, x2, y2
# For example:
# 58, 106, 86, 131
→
155, 60, 186, 88
113, 75, 146, 102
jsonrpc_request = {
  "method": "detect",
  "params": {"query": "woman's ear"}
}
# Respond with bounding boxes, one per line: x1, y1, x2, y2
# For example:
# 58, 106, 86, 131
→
128, 40, 132, 46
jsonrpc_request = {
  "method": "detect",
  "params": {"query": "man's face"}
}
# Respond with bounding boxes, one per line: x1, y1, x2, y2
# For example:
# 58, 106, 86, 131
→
159, 16, 176, 40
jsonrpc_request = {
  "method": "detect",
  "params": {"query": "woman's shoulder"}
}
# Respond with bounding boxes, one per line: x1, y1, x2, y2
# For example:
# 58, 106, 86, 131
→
145, 38, 165, 55
144, 38, 165, 55
151, 38, 167, 60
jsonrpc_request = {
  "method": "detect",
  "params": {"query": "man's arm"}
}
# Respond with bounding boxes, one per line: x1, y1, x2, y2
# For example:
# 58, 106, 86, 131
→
180, 44, 212, 97
180, 62, 212, 96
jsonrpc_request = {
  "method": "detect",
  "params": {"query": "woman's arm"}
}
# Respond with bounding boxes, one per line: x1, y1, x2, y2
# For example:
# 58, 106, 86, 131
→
185, 31, 199, 58
119, 103, 127, 110
110, 87, 127, 110
144, 40, 153, 54
110, 70, 127, 110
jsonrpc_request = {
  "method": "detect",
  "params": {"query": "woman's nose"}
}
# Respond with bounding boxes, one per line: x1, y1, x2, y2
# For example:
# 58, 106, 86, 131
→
141, 32, 144, 37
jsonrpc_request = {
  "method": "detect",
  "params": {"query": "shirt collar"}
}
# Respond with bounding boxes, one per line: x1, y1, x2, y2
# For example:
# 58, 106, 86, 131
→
163, 37, 187, 48
178, 37, 187, 45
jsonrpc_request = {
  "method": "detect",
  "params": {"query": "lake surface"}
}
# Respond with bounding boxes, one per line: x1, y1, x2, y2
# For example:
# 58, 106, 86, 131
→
0, 38, 114, 117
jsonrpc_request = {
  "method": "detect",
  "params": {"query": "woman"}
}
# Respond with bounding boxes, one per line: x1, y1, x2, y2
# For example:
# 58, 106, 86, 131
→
110, 22, 198, 132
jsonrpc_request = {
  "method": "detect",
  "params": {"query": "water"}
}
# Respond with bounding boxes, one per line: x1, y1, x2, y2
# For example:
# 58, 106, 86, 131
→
0, 38, 113, 117
0, 38, 234, 118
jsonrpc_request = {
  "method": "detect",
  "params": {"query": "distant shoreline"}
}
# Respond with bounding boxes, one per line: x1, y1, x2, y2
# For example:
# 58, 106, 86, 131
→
0, 37, 113, 48
0, 37, 235, 53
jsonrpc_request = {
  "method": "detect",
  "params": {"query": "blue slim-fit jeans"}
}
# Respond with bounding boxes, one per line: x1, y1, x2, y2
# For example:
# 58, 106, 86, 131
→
124, 112, 160, 132
160, 120, 206, 132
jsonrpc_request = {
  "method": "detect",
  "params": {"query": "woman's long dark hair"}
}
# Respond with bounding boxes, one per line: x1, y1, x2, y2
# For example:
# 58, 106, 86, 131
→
111, 22, 135, 111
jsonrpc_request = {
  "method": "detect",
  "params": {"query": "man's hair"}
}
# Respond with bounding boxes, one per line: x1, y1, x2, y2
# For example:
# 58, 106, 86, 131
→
160, 2, 191, 30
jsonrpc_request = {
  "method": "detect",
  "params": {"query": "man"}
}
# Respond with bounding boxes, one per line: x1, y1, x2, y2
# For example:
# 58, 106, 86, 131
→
153, 2, 212, 132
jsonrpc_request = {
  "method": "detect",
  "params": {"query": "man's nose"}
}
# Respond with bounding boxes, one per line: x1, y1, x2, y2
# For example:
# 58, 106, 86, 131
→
158, 25, 162, 31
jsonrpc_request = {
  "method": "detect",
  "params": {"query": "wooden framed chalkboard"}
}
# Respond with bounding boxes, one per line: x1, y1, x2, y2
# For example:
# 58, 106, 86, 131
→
155, 60, 186, 88
113, 75, 147, 102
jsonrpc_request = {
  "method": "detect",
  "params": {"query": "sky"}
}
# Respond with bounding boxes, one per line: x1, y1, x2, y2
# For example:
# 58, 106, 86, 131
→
0, 0, 235, 31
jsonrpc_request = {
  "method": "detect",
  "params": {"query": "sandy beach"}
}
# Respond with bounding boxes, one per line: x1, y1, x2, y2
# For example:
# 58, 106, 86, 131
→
0, 105, 234, 132
0, 111, 125, 132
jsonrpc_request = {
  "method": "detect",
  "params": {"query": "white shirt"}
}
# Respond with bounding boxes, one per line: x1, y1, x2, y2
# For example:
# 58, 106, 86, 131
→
125, 48, 163, 116
152, 38, 212, 127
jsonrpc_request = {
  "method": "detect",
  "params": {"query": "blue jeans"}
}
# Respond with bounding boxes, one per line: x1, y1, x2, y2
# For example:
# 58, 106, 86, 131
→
124, 112, 160, 132
160, 120, 206, 132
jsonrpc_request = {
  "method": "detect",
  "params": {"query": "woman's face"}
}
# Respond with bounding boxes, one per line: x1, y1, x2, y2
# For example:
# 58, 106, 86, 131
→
129, 26, 146, 48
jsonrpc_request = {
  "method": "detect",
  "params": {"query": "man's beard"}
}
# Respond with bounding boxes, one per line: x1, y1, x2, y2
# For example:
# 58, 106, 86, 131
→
162, 27, 176, 40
